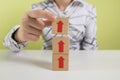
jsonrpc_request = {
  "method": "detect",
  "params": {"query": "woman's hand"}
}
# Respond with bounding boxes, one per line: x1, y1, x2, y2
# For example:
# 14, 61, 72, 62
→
14, 9, 56, 42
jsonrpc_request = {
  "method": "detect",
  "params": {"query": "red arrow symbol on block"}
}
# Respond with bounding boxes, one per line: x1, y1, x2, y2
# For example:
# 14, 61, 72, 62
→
58, 40, 64, 52
57, 21, 63, 32
58, 56, 64, 68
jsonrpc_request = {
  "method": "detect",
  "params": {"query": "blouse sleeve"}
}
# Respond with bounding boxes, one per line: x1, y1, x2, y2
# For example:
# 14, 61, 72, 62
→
3, 25, 28, 52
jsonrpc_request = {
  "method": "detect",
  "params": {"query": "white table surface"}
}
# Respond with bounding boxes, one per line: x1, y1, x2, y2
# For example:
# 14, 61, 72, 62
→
0, 50, 120, 80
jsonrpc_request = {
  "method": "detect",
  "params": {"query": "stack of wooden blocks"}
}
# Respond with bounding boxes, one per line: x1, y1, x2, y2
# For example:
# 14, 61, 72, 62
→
52, 18, 69, 71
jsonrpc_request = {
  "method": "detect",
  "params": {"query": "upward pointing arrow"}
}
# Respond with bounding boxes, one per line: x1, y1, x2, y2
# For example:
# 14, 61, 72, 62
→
58, 56, 64, 68
58, 40, 64, 52
57, 21, 63, 32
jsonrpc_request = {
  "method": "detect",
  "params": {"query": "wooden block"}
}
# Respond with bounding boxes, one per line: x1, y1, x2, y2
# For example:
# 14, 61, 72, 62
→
52, 18, 69, 34
52, 54, 69, 71
52, 37, 69, 54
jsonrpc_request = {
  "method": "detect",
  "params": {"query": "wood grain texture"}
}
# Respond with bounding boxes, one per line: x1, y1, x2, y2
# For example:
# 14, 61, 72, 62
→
52, 54, 69, 71
52, 18, 69, 34
52, 37, 69, 54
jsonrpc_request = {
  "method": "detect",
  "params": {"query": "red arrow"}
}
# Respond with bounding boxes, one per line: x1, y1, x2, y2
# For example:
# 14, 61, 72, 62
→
57, 21, 63, 32
58, 40, 64, 52
58, 56, 64, 68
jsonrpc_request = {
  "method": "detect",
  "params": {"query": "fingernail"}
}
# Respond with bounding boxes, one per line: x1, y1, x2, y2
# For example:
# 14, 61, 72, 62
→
53, 16, 57, 19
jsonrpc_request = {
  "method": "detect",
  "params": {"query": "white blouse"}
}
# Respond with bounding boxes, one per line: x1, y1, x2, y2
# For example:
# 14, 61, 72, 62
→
3, 0, 98, 52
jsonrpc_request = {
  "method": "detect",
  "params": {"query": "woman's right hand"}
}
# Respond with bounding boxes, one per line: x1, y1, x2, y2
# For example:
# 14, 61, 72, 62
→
14, 9, 56, 42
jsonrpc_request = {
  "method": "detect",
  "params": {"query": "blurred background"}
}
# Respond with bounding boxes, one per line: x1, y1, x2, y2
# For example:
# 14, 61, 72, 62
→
0, 0, 120, 50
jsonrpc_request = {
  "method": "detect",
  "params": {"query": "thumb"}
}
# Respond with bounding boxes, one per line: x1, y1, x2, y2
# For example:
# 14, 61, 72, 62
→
43, 20, 52, 27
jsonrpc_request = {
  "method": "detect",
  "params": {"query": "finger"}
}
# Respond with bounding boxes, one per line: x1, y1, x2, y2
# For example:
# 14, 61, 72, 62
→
43, 20, 52, 27
28, 18, 45, 30
25, 33, 40, 41
21, 13, 29, 26
25, 25, 42, 36
28, 9, 56, 21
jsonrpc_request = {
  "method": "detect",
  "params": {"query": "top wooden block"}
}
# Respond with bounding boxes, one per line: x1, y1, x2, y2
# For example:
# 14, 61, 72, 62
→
52, 18, 69, 34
